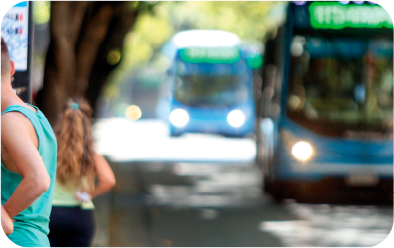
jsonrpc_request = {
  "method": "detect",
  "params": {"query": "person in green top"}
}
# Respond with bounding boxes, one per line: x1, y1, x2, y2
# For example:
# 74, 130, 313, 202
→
49, 98, 116, 247
1, 37, 58, 247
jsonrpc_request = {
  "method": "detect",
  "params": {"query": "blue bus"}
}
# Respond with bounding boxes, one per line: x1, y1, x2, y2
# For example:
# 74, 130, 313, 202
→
160, 30, 260, 137
259, 1, 393, 203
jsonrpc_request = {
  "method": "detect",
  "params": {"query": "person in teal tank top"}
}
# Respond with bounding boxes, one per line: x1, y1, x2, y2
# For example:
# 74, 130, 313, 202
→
1, 37, 58, 247
48, 98, 115, 247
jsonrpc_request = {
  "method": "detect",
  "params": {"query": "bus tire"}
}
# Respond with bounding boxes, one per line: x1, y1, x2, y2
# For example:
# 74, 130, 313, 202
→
273, 194, 285, 204
266, 180, 303, 204
263, 181, 284, 203
262, 179, 272, 193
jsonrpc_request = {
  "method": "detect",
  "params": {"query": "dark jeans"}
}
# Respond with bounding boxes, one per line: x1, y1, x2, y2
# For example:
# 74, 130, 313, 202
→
48, 206, 96, 247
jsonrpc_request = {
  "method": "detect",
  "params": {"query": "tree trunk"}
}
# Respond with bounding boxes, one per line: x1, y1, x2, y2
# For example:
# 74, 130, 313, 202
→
85, 3, 138, 115
36, 1, 138, 124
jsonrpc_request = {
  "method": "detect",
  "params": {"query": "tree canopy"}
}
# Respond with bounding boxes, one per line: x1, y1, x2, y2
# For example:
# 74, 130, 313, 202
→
32, 1, 286, 122
102, 1, 287, 103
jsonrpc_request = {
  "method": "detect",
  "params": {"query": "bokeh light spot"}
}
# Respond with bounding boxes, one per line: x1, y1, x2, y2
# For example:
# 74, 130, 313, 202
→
107, 48, 122, 65
125, 105, 142, 120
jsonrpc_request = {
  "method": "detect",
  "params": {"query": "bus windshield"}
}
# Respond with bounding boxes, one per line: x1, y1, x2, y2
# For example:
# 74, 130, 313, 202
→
287, 36, 393, 137
174, 59, 250, 107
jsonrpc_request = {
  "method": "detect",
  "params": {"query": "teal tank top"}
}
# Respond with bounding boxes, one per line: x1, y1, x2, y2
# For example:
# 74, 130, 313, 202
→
1, 104, 57, 247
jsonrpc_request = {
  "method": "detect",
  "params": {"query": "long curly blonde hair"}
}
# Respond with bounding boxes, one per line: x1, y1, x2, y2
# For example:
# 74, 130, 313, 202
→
55, 98, 96, 190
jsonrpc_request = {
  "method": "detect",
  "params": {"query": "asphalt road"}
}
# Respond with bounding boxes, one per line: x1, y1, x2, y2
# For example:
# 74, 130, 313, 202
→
91, 161, 393, 247
91, 119, 393, 247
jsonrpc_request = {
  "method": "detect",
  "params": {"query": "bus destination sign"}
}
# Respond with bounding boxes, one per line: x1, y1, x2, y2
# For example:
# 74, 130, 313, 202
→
179, 46, 241, 64
309, 2, 393, 29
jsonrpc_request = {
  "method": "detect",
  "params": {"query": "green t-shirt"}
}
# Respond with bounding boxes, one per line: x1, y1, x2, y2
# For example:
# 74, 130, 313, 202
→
1, 104, 57, 247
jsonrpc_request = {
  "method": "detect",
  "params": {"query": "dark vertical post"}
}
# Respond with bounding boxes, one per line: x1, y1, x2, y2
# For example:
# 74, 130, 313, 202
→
26, 1, 33, 103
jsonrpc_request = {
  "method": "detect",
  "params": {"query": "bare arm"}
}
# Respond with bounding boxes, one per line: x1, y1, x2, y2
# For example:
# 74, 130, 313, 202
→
1, 205, 13, 236
2, 114, 51, 218
87, 154, 116, 199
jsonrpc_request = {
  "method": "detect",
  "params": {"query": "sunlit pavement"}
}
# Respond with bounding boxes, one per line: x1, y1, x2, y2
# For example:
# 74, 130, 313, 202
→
92, 118, 256, 162
261, 203, 392, 247
91, 119, 393, 247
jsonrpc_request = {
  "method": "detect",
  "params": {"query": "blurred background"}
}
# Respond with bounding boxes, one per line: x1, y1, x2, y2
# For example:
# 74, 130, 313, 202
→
9, 1, 394, 246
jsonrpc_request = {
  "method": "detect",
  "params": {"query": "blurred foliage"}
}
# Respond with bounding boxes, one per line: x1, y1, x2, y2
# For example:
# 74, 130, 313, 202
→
33, 1, 51, 25
169, 1, 286, 40
32, 1, 160, 26
103, 1, 287, 100
31, 1, 287, 114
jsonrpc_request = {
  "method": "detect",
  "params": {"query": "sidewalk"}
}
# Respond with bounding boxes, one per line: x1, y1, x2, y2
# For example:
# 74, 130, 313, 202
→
92, 192, 112, 247
91, 160, 152, 247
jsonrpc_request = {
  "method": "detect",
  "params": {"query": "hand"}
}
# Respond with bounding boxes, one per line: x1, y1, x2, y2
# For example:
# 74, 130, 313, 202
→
75, 191, 92, 203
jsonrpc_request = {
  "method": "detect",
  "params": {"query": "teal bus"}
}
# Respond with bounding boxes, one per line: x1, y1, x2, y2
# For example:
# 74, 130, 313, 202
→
259, 1, 393, 203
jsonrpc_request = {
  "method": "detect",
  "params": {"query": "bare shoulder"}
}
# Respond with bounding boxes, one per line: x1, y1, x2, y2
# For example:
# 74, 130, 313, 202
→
1, 112, 38, 147
0, 112, 26, 128
2, 111, 33, 130
0, 112, 32, 140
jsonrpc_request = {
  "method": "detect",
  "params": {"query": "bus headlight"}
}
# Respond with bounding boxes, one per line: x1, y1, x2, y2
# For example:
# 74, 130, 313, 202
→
292, 141, 313, 160
227, 110, 246, 128
169, 109, 189, 127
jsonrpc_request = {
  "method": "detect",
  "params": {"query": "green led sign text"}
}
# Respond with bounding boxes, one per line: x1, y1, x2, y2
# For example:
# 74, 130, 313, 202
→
309, 2, 393, 29
179, 46, 241, 64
